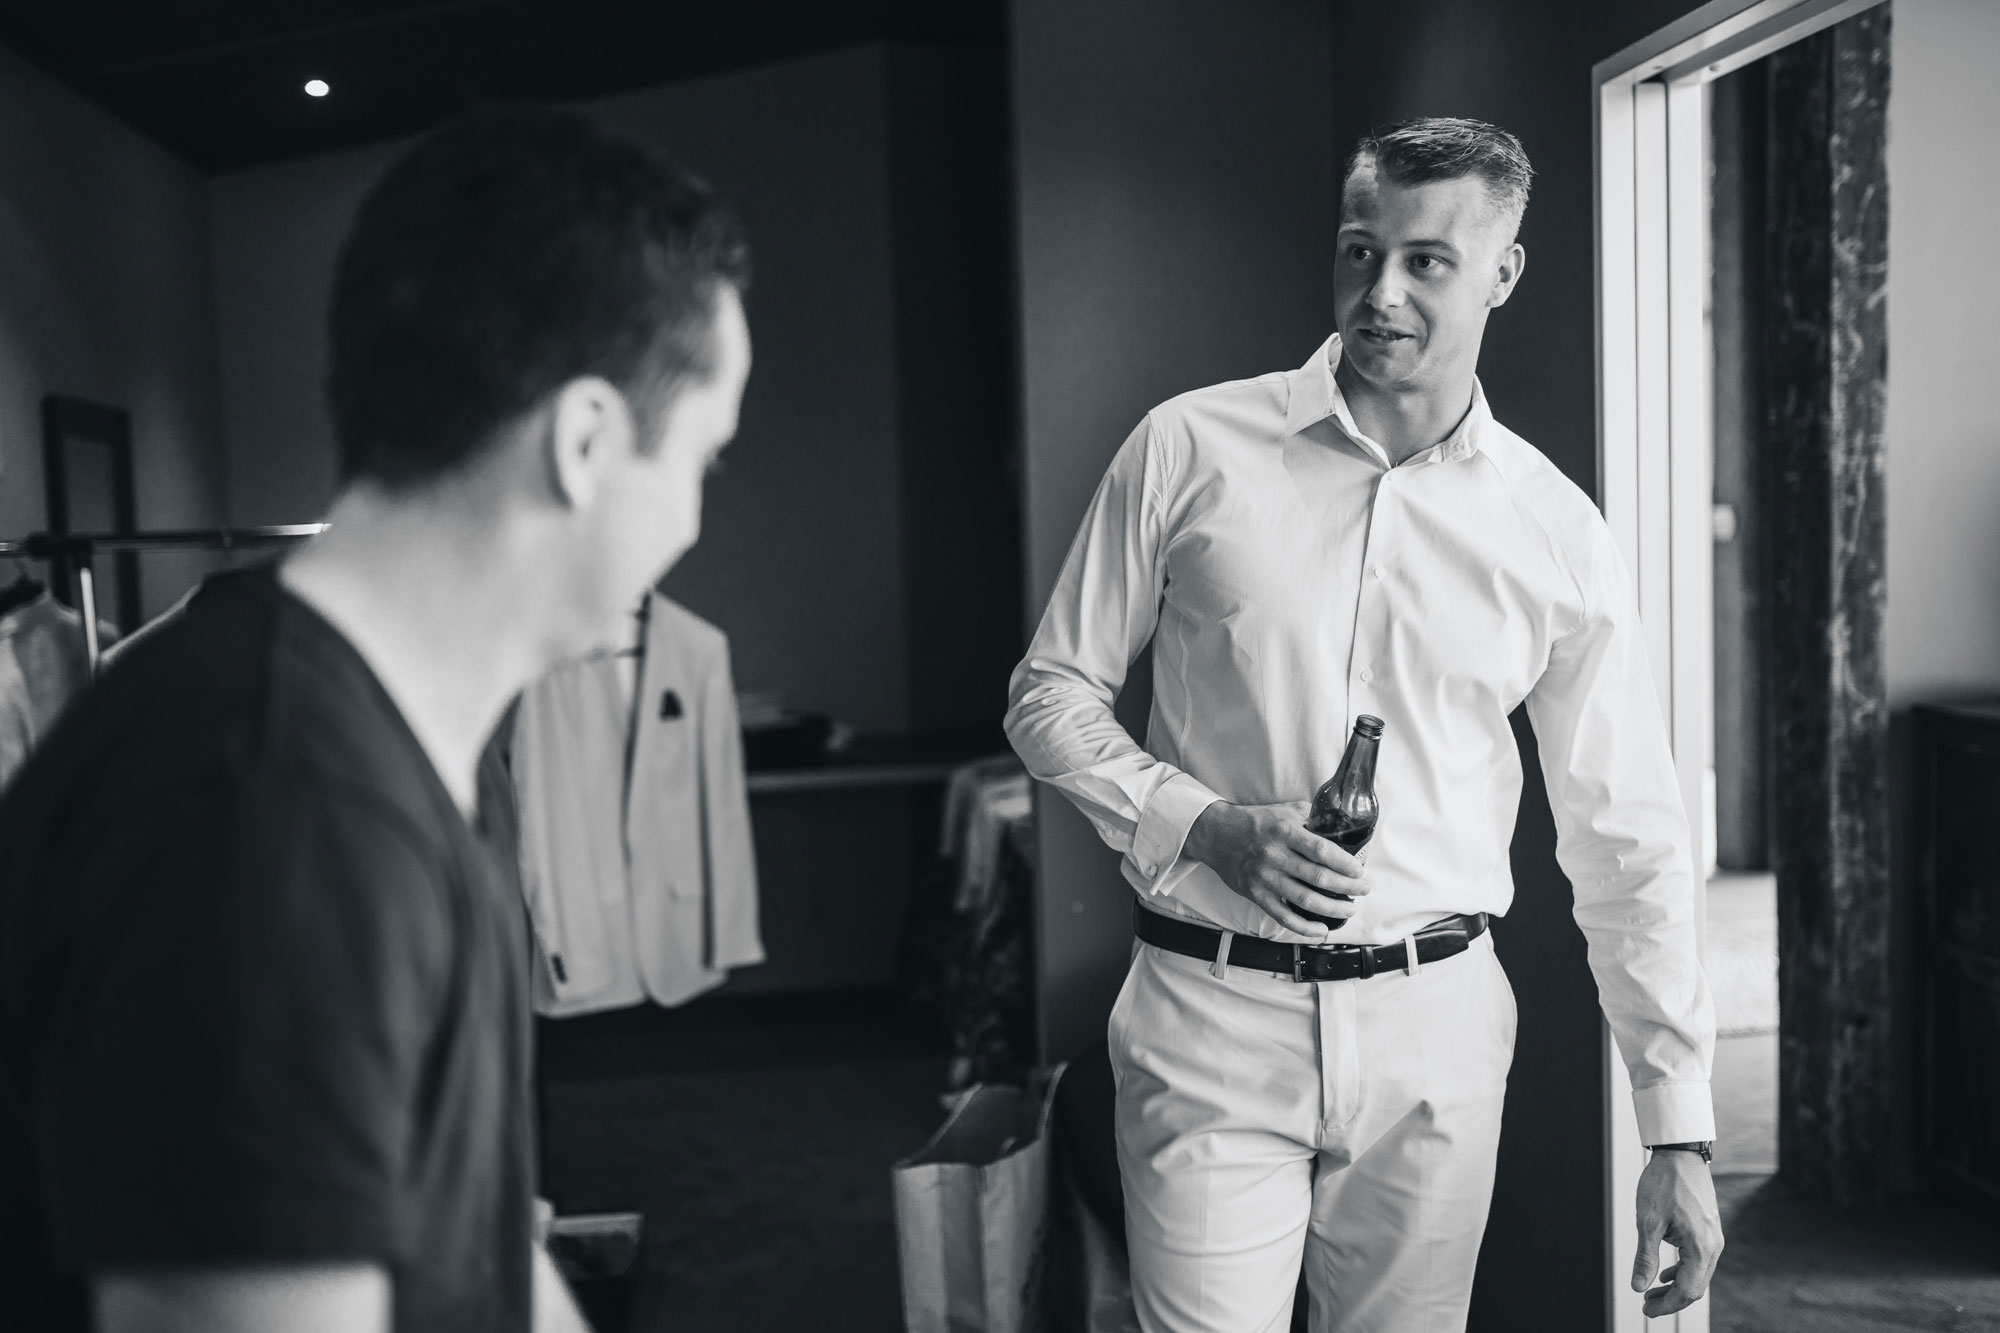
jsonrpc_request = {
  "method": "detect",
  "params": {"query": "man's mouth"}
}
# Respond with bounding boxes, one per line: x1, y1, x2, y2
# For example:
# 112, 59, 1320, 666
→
1358, 327, 1414, 345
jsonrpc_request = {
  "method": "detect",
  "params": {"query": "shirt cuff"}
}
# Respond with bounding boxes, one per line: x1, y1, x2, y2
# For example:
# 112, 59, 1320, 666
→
1632, 1081, 1716, 1147
1130, 771, 1223, 893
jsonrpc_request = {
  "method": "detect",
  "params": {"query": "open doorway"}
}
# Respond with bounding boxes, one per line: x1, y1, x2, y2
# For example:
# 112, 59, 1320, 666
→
1595, 2, 1894, 1328
1603, 2, 2000, 1329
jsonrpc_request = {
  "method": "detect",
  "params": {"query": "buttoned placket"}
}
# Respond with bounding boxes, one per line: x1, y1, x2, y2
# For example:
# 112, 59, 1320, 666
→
1349, 460, 1397, 726
1341, 440, 1451, 713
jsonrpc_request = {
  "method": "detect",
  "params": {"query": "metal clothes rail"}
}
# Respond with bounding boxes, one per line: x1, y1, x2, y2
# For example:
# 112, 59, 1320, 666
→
0, 524, 326, 673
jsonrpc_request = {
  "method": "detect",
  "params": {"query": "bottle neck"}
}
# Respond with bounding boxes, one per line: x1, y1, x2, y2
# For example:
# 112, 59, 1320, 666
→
1334, 733, 1379, 794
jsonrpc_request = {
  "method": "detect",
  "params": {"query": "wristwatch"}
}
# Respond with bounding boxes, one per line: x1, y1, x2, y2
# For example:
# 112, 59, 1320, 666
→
1647, 1141, 1714, 1164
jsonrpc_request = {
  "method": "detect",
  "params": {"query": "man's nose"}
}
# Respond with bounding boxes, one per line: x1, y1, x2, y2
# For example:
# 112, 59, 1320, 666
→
1366, 270, 1407, 311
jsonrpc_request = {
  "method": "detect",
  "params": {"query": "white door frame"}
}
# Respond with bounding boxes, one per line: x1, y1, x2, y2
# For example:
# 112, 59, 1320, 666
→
1592, 0, 1884, 1328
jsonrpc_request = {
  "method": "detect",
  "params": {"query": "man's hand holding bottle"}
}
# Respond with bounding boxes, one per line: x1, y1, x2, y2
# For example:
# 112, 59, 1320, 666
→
1182, 800, 1370, 938
1181, 715, 1385, 939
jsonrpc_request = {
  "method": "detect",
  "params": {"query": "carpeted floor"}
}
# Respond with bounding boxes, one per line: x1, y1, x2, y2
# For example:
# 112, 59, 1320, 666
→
538, 989, 950, 1333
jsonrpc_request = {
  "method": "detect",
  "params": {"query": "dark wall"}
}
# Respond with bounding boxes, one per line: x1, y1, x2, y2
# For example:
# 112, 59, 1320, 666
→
0, 42, 229, 615
884, 46, 1022, 740
1326, 1, 1710, 1326
1883, 0, 2000, 1195
211, 46, 1018, 740
608, 50, 907, 735
213, 52, 907, 733
1010, 0, 1337, 1065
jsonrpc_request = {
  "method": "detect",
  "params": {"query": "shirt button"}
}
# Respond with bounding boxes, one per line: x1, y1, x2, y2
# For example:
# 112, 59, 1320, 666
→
1359, 669, 1374, 683
1372, 565, 1385, 579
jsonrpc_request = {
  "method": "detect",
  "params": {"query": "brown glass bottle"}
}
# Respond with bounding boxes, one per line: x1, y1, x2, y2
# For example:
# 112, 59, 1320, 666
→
1301, 714, 1383, 930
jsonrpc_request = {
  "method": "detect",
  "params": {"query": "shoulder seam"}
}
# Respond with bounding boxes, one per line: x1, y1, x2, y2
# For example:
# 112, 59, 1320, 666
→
1475, 437, 1594, 629
1140, 410, 1173, 507
1151, 368, 1295, 422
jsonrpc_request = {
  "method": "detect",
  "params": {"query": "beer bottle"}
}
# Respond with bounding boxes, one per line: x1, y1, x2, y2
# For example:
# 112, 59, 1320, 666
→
1301, 714, 1383, 931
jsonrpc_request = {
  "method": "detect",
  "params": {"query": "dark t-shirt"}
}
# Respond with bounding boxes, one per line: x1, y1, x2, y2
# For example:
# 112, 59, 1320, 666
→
0, 567, 532, 1332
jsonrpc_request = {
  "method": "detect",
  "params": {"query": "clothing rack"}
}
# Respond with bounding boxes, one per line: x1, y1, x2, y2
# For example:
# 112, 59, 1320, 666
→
0, 525, 326, 674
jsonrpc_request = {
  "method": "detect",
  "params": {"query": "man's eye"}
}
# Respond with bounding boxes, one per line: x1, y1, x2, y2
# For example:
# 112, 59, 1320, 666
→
1348, 245, 1374, 263
1410, 254, 1445, 272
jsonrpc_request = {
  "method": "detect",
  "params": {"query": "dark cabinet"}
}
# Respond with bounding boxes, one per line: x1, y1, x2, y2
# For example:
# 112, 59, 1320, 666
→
1917, 700, 2000, 1217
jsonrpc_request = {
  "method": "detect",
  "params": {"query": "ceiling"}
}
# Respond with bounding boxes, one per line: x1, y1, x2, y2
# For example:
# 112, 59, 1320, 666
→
0, 0, 1003, 173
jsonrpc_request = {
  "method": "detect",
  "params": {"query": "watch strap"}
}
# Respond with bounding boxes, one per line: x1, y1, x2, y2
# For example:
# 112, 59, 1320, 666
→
1647, 1141, 1714, 1164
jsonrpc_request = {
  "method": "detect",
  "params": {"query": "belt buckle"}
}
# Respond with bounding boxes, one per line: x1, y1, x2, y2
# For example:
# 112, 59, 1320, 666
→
1292, 940, 1375, 983
1292, 941, 1348, 982
1290, 944, 1339, 982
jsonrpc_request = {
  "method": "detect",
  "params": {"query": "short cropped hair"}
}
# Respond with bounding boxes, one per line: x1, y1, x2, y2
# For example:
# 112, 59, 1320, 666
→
1341, 117, 1534, 239
328, 106, 752, 488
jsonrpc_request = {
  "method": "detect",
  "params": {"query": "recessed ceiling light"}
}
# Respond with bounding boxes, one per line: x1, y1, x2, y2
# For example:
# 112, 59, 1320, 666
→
304, 79, 331, 98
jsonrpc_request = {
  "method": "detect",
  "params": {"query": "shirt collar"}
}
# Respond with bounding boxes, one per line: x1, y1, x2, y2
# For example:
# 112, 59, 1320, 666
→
1284, 333, 1490, 465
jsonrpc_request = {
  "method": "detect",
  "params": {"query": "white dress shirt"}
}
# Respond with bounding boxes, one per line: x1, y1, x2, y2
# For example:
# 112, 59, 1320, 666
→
1005, 334, 1715, 1143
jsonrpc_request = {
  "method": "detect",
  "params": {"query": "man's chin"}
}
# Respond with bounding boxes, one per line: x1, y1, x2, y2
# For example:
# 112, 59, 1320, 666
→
1339, 340, 1424, 387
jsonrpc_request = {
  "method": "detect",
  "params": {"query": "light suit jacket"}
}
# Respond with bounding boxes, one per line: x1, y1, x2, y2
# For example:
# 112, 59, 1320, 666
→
512, 594, 764, 1015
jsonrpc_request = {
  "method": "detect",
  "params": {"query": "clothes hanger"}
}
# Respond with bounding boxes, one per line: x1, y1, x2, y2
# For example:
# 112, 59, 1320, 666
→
610, 594, 650, 660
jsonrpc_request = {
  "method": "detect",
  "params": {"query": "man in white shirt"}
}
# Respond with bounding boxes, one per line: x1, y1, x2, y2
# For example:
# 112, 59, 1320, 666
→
1006, 117, 1722, 1332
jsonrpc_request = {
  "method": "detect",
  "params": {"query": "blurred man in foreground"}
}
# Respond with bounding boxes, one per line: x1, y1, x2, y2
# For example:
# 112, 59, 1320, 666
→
0, 107, 752, 1332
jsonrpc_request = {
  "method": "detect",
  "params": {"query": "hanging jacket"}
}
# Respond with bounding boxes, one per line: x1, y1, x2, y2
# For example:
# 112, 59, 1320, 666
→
511, 593, 763, 1015
0, 589, 118, 794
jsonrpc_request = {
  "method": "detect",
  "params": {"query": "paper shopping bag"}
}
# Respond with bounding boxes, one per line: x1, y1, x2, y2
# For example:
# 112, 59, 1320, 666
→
893, 1066, 1066, 1333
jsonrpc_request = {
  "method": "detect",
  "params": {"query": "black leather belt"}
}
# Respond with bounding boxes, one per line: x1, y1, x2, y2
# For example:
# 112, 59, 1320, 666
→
1133, 902, 1490, 983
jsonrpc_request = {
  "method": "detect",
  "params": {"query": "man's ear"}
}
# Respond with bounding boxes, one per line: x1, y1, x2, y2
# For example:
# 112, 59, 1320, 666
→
1488, 242, 1527, 310
546, 376, 634, 510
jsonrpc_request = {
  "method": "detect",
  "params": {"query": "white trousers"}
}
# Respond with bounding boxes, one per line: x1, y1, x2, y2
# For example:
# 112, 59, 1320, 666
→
1108, 929, 1517, 1333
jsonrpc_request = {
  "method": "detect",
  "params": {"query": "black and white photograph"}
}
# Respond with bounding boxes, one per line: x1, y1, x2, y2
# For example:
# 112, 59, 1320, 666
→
0, 2, 1996, 1330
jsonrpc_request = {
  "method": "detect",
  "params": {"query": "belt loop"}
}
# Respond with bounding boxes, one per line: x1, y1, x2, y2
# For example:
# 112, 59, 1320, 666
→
1404, 932, 1422, 978
1210, 929, 1235, 981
